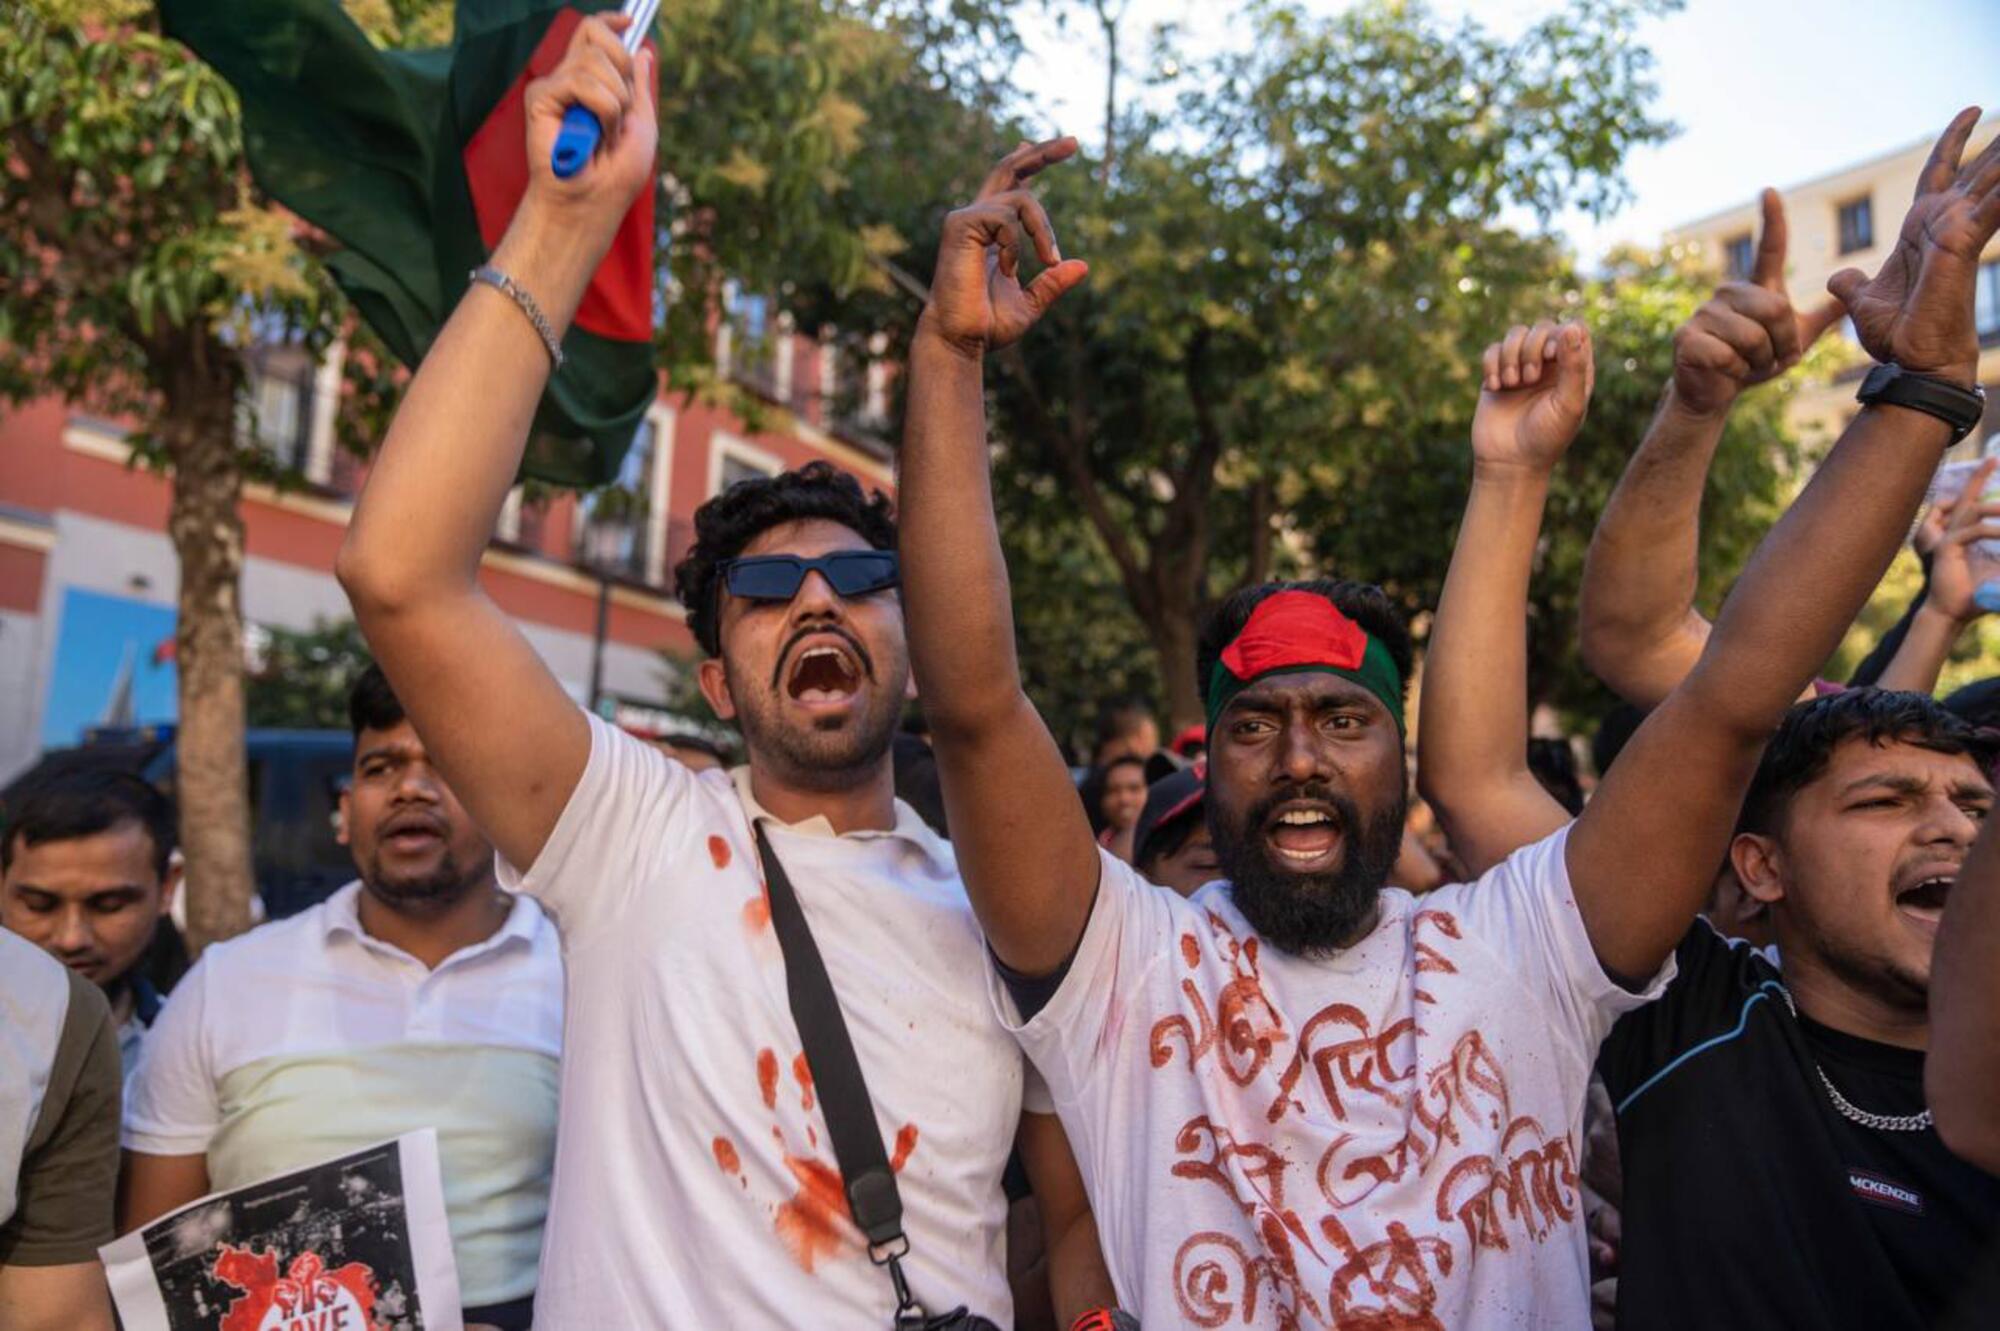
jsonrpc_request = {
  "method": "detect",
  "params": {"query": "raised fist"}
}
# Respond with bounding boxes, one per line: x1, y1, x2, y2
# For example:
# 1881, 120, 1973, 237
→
523, 15, 658, 228
1473, 320, 1595, 474
919, 138, 1091, 358
1672, 190, 1844, 417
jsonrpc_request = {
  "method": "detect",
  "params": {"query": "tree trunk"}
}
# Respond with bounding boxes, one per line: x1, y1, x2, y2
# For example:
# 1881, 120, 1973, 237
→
162, 337, 256, 954
1146, 577, 1204, 731
1093, 0, 1122, 184
1148, 602, 1202, 731
1248, 475, 1274, 587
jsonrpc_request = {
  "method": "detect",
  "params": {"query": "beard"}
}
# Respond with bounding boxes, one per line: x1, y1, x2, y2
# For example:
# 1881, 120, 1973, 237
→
362, 845, 485, 912
726, 641, 905, 791
1211, 779, 1408, 957
1801, 915, 1931, 1016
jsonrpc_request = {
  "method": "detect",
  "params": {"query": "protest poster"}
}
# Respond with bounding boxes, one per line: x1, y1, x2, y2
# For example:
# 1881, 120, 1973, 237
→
101, 1130, 462, 1331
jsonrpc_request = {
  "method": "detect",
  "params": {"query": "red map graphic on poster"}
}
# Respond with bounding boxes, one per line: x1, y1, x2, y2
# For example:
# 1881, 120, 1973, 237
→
212, 1246, 377, 1331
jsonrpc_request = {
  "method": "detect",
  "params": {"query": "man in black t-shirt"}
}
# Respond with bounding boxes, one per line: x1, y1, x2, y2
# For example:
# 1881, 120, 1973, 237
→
1600, 690, 2000, 1329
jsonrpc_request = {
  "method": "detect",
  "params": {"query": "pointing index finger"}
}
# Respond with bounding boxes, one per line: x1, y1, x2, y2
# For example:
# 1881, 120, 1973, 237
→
978, 136, 1080, 201
1750, 188, 1788, 293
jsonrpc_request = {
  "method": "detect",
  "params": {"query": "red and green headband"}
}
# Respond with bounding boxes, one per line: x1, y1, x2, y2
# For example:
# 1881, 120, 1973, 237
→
1204, 590, 1406, 735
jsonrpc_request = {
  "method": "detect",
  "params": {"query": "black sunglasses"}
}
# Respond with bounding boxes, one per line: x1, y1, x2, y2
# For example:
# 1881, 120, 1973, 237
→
719, 550, 901, 604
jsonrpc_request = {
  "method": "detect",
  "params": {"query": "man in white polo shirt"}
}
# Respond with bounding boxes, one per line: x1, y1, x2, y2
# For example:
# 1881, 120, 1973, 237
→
335, 18, 1112, 1328
119, 666, 563, 1331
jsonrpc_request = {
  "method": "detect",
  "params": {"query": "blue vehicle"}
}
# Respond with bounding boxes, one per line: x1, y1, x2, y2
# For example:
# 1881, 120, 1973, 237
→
2, 725, 357, 921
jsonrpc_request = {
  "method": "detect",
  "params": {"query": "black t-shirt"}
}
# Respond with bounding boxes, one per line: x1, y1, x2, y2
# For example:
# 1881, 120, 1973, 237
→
1598, 921, 2000, 1330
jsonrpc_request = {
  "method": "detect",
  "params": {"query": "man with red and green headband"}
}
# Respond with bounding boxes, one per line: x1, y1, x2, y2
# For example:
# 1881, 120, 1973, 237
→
893, 129, 1987, 1327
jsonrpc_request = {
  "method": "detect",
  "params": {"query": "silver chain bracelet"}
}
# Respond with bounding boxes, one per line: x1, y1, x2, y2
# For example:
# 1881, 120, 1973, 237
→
469, 265, 565, 370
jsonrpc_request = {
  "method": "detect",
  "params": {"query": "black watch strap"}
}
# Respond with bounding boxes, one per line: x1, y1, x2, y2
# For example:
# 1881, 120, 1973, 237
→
1856, 363, 1986, 444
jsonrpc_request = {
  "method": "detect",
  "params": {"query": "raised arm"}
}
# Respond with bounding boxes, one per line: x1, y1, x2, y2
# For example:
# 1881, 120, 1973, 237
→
1419, 320, 1593, 875
335, 18, 656, 870
1930, 775, 2000, 1173
899, 141, 1095, 974
1578, 190, 1844, 709
1874, 457, 2000, 694
1569, 108, 2000, 983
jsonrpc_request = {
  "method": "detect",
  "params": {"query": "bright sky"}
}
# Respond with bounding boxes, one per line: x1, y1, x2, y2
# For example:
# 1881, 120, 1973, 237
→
1012, 0, 2000, 262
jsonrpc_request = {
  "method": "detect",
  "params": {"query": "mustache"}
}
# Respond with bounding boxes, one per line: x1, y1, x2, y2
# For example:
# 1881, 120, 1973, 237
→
1246, 781, 1355, 831
769, 624, 876, 691
377, 808, 448, 840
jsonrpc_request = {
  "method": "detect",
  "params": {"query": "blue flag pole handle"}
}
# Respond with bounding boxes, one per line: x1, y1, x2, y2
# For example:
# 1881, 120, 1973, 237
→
551, 105, 602, 179
547, 0, 659, 180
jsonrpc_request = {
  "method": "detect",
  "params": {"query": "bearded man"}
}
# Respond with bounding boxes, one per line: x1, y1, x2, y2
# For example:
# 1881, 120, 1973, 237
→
894, 113, 1998, 1326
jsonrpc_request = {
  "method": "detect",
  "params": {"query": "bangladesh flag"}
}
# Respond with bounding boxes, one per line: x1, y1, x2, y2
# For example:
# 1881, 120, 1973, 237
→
161, 0, 657, 487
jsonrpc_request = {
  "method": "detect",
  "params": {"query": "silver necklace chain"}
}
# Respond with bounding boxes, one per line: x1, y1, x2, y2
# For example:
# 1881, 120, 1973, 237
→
1779, 987, 1934, 1133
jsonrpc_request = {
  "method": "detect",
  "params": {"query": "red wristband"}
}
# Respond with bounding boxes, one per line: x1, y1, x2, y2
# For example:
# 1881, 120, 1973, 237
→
1069, 1310, 1138, 1331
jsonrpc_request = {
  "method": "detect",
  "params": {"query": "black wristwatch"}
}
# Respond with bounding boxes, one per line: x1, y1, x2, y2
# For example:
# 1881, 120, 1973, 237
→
1856, 363, 1987, 444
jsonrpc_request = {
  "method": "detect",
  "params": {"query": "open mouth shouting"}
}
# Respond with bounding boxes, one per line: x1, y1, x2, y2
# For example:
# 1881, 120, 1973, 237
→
1892, 865, 1955, 932
379, 809, 447, 857
778, 632, 871, 712
1263, 799, 1346, 874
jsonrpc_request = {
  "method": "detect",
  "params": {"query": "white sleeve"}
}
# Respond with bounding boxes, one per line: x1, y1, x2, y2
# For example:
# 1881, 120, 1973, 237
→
1438, 823, 1676, 1065
121, 954, 219, 1156
495, 712, 697, 937
986, 849, 1180, 1105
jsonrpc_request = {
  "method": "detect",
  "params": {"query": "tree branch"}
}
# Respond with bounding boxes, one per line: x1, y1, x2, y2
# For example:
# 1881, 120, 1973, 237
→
995, 343, 1151, 598
1248, 472, 1274, 586
1162, 330, 1225, 552
869, 253, 934, 307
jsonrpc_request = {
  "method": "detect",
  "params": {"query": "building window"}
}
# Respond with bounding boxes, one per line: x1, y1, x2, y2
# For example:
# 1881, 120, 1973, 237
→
724, 287, 782, 401
574, 414, 661, 584
711, 434, 782, 499
239, 345, 314, 472
817, 334, 892, 442
496, 487, 526, 544
1837, 195, 1873, 255
1977, 259, 2000, 339
1723, 232, 1754, 282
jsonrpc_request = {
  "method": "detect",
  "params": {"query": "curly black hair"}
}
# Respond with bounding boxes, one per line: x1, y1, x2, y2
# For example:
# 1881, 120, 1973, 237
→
1736, 688, 2000, 838
1194, 578, 1415, 713
674, 461, 899, 657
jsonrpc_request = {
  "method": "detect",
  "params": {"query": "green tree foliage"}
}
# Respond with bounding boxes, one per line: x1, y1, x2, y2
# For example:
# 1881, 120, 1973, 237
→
0, 0, 959, 945
2, 0, 339, 950
986, 0, 1688, 725
796, 0, 1713, 729
245, 618, 376, 730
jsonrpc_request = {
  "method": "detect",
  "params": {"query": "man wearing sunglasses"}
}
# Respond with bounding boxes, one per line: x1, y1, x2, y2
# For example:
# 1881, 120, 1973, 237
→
336, 18, 1109, 1329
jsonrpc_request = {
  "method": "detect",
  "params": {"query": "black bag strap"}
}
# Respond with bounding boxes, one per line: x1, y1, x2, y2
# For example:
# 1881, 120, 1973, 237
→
755, 822, 962, 1328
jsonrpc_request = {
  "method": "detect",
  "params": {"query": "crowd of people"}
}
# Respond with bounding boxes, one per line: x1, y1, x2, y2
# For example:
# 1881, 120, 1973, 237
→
4, 16, 2000, 1330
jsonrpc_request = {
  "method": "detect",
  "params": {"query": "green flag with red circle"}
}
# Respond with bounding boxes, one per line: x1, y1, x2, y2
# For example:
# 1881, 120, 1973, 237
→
161, 0, 657, 487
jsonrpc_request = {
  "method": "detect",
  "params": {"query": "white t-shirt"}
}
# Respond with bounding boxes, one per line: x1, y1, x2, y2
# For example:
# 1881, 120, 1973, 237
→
124, 883, 564, 1305
995, 826, 1671, 1329
498, 716, 1023, 1329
